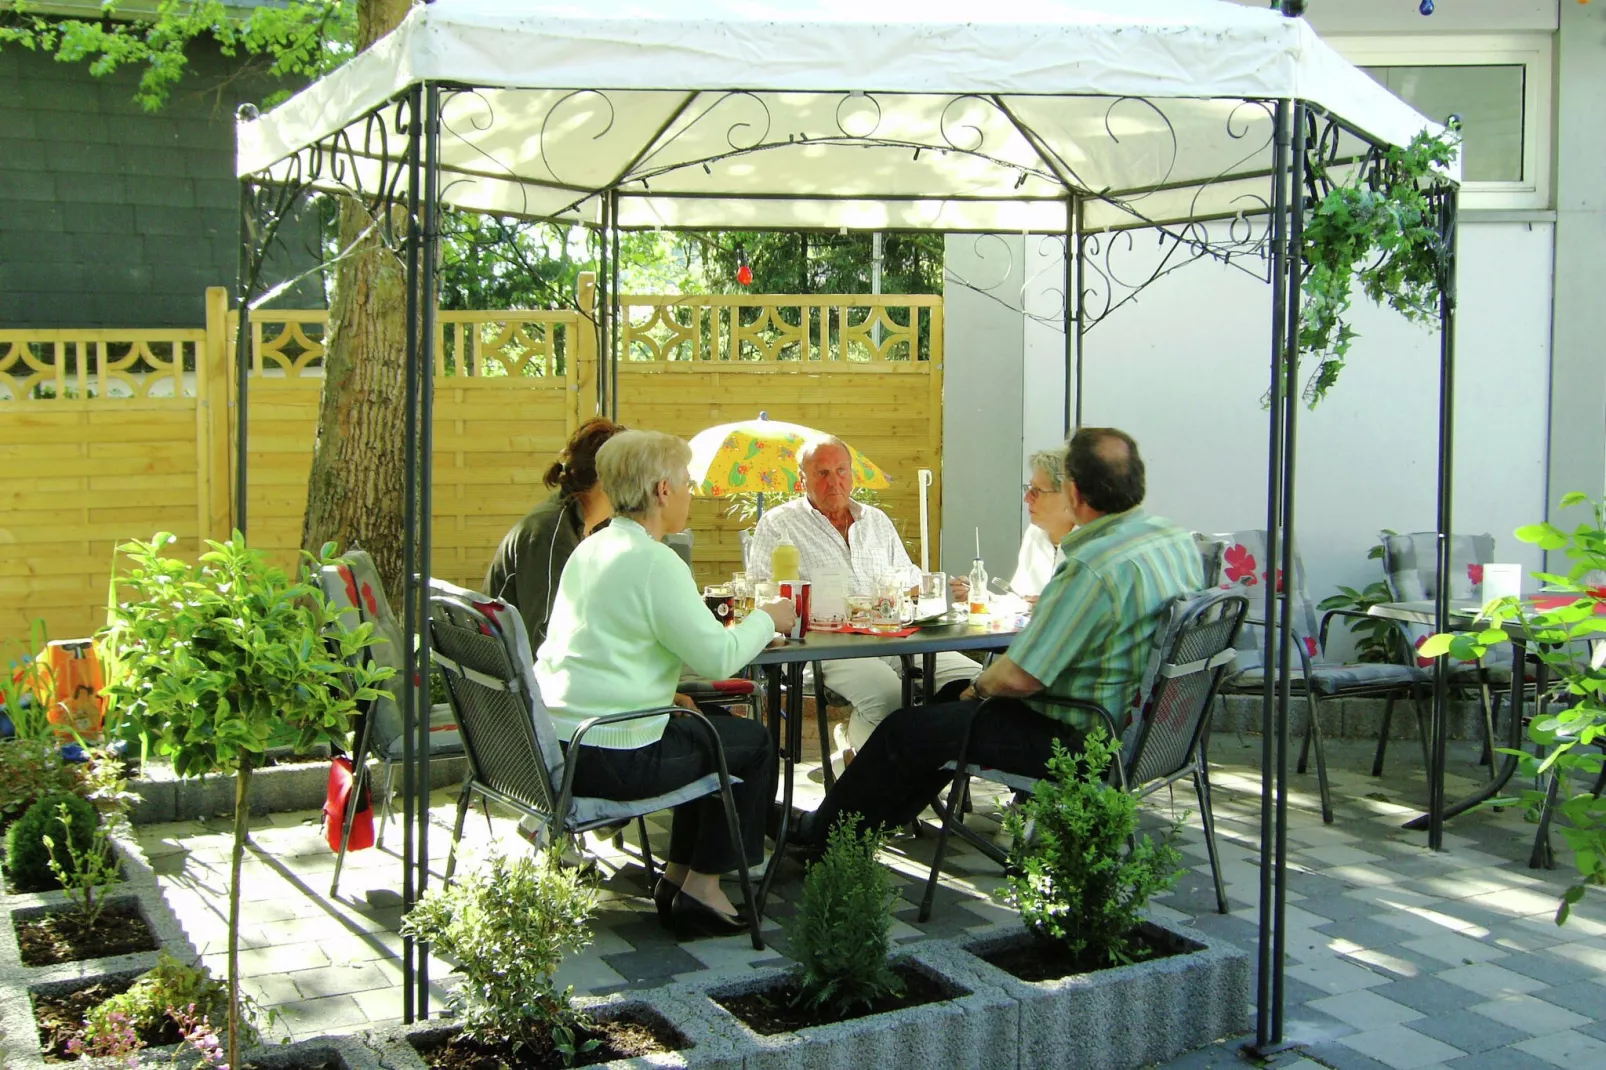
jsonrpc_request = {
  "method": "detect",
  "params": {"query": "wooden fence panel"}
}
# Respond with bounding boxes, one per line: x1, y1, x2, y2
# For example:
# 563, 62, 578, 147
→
0, 281, 942, 647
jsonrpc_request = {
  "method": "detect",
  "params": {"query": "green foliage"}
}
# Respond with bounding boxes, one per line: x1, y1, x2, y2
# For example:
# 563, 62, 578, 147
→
1001, 731, 1184, 965
400, 851, 598, 1047
1, 619, 52, 742
85, 951, 257, 1050
99, 532, 390, 777
4, 792, 97, 893
43, 800, 121, 927
0, 740, 134, 829
1418, 494, 1606, 923
0, 0, 354, 112
1316, 535, 1409, 664
789, 817, 903, 1016
551, 1021, 602, 1068
697, 231, 943, 296
1299, 130, 1460, 404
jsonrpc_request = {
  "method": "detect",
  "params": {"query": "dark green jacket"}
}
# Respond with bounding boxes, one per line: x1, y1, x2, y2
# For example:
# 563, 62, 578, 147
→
483, 492, 588, 653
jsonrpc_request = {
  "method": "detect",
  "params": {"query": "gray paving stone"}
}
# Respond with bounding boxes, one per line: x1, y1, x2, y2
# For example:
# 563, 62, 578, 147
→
1404, 1009, 1529, 1055
1443, 1049, 1566, 1070
1530, 977, 1606, 1020
600, 945, 705, 983
1375, 976, 1492, 1017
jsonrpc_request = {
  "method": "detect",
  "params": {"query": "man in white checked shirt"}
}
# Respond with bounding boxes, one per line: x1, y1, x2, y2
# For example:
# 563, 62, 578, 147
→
748, 436, 977, 761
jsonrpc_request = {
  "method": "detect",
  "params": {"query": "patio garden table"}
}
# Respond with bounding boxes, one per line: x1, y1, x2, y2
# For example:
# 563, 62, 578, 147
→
747, 617, 1021, 911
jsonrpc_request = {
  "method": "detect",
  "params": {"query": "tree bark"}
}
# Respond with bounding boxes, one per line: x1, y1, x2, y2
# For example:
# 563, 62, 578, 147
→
226, 761, 253, 1070
300, 0, 418, 601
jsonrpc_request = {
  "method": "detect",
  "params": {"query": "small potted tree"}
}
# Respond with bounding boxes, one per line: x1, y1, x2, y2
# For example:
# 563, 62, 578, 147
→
99, 531, 389, 1070
700, 819, 1015, 1068
954, 729, 1250, 1070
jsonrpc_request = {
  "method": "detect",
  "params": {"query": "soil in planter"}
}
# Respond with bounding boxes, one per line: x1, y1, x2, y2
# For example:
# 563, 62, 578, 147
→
34, 976, 186, 1061
416, 1010, 686, 1070
714, 963, 960, 1036
17, 901, 157, 966
979, 924, 1197, 983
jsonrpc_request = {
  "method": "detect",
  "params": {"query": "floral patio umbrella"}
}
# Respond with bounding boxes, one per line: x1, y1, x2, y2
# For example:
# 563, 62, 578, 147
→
687, 414, 892, 498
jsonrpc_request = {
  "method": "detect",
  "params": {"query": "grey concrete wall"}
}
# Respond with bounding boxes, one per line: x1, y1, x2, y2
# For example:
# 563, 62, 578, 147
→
1546, 1, 1606, 521
0, 41, 319, 328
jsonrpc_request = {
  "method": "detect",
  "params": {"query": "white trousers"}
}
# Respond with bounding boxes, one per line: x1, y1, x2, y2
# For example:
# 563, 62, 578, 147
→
820, 652, 980, 751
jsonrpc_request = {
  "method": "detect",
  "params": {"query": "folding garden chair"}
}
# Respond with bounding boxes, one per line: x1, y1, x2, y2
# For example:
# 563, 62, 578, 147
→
1377, 531, 1532, 779
426, 578, 764, 951
1214, 529, 1428, 824
918, 586, 1250, 922
318, 551, 464, 898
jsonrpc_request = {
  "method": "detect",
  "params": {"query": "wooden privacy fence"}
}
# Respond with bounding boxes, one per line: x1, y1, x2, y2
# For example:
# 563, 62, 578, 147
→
0, 275, 943, 647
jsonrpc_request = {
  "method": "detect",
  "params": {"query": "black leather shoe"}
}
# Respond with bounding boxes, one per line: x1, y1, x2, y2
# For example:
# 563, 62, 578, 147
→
652, 878, 680, 928
671, 890, 749, 940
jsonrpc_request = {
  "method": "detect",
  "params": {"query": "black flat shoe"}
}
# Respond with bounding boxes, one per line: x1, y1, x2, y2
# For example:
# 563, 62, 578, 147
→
671, 890, 749, 940
651, 878, 680, 928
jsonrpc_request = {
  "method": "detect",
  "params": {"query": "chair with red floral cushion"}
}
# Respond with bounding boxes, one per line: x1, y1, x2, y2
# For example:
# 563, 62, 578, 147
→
1215, 530, 1429, 824
1377, 531, 1528, 780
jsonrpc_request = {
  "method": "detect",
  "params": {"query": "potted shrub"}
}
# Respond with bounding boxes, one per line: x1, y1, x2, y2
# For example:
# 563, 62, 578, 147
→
951, 729, 1250, 1070
698, 820, 1015, 1069
99, 531, 389, 1070
396, 849, 702, 1067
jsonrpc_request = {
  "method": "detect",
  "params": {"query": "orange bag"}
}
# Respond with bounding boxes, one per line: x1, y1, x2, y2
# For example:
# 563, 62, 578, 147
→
43, 640, 105, 744
322, 757, 376, 853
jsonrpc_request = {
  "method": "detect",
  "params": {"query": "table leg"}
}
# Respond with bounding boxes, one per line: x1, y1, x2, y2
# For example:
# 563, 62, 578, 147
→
1404, 636, 1530, 831
757, 661, 804, 915
922, 652, 937, 704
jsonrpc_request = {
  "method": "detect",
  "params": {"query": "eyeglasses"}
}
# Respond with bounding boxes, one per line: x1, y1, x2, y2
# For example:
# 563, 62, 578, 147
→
1023, 484, 1056, 499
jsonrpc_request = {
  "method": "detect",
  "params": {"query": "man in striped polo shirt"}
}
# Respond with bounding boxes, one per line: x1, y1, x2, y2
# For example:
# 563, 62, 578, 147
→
794, 427, 1202, 846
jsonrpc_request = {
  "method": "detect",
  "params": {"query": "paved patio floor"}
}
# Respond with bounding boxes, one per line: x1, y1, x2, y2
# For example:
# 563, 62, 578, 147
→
134, 732, 1606, 1069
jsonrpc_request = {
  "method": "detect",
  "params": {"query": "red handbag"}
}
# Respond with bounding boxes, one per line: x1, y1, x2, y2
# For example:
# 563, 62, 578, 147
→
322, 757, 375, 853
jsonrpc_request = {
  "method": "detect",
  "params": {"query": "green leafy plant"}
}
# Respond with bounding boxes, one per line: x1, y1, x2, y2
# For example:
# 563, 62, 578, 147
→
1001, 730, 1184, 966
1420, 492, 1606, 924
84, 951, 260, 1055
1, 619, 54, 742
1299, 129, 1460, 404
788, 816, 903, 1016
42, 800, 121, 927
99, 531, 388, 1070
400, 850, 598, 1051
4, 792, 98, 893
551, 1021, 602, 1067
1316, 535, 1409, 664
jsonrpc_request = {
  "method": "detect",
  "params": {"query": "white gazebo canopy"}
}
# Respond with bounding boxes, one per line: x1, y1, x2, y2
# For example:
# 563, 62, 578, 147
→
236, 0, 1455, 233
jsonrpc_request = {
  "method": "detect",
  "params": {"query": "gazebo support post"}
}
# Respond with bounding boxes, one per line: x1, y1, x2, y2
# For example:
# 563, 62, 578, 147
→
595, 193, 612, 416
1428, 187, 1459, 852
1067, 196, 1083, 431
1248, 96, 1296, 1057
608, 189, 622, 422
233, 181, 257, 535
399, 81, 424, 1025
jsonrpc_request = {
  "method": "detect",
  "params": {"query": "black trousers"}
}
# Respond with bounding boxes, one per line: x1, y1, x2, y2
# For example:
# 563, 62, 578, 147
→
801, 695, 1085, 845
567, 711, 773, 874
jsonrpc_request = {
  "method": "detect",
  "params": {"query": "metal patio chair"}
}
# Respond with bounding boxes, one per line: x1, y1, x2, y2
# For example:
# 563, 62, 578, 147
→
318, 551, 464, 898
1214, 529, 1429, 824
918, 586, 1249, 922
426, 578, 764, 950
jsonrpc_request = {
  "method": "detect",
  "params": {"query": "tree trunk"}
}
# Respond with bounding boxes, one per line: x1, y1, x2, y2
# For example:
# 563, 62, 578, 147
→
299, 0, 416, 602
226, 761, 254, 1070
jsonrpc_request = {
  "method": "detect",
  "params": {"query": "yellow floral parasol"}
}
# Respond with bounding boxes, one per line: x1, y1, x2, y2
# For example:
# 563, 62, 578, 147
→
687, 416, 892, 497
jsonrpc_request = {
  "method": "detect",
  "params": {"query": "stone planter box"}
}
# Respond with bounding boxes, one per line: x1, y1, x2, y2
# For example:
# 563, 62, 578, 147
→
127, 753, 467, 825
687, 940, 1016, 1070
953, 920, 1250, 1070
374, 984, 751, 1070
0, 823, 199, 1070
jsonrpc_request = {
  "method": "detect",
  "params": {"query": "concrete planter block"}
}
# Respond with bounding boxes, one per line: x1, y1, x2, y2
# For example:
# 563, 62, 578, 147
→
377, 986, 750, 1069
956, 919, 1250, 1070
688, 940, 1014, 1070
128, 755, 468, 825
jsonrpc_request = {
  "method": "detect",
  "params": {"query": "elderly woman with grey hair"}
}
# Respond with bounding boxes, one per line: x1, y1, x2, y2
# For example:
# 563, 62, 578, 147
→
1010, 446, 1077, 598
535, 429, 797, 939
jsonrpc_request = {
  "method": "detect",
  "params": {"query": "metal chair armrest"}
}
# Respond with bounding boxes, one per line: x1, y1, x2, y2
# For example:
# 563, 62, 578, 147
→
1031, 693, 1119, 740
1319, 607, 1380, 654
555, 704, 709, 832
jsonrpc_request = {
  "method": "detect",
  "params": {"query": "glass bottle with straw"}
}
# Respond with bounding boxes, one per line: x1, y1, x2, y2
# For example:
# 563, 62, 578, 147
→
967, 527, 989, 616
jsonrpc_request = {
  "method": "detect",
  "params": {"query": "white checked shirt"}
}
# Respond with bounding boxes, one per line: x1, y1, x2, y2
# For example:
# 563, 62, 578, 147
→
748, 497, 913, 593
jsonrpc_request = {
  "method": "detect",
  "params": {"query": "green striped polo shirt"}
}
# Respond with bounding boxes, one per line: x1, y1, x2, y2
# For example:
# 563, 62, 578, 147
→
1008, 509, 1203, 732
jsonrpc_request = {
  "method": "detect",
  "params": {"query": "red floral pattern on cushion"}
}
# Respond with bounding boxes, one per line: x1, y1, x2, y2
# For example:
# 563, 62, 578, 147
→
359, 582, 379, 618
1304, 636, 1318, 658
1413, 634, 1434, 668
1224, 544, 1258, 586
1467, 563, 1484, 588
337, 565, 359, 610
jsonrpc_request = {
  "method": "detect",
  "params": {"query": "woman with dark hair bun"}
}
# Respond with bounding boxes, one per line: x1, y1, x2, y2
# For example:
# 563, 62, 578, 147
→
484, 417, 625, 649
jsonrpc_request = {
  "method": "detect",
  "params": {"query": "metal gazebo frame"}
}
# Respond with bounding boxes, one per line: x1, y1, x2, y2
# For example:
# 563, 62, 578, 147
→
230, 24, 1460, 1060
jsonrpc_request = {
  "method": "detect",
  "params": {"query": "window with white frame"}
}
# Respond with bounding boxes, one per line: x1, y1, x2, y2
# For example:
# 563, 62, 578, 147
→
1332, 35, 1553, 211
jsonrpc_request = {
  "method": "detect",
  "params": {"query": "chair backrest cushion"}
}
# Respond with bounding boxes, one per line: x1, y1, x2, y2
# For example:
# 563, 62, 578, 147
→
320, 552, 408, 750
1381, 531, 1495, 664
1125, 587, 1249, 787
1214, 529, 1320, 669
